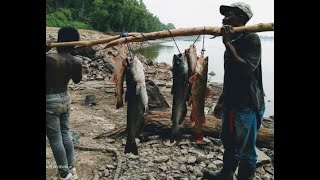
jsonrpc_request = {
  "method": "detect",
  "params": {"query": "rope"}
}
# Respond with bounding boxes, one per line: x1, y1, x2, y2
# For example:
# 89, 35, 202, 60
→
139, 33, 145, 50
167, 30, 181, 54
201, 27, 206, 55
125, 34, 133, 59
192, 34, 201, 46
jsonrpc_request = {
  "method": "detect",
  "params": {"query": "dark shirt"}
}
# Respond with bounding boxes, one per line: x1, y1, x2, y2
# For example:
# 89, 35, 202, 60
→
222, 33, 265, 110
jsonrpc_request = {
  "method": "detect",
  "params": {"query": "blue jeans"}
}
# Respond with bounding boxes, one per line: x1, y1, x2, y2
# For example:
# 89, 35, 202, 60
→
220, 107, 265, 172
46, 92, 74, 178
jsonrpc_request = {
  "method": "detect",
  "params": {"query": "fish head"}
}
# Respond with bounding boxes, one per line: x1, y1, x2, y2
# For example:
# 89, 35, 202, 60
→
172, 53, 188, 75
195, 55, 209, 77
189, 44, 197, 53
185, 45, 198, 73
127, 55, 141, 67
127, 56, 145, 83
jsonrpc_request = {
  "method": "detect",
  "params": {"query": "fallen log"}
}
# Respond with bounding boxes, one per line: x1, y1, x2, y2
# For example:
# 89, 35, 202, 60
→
144, 111, 274, 149
48, 22, 274, 48
96, 111, 274, 149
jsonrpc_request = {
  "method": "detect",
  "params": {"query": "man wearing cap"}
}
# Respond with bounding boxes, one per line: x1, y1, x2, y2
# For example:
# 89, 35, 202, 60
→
202, 2, 265, 180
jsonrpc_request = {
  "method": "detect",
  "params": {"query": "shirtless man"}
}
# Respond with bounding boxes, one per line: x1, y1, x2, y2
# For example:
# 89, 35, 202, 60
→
46, 27, 82, 180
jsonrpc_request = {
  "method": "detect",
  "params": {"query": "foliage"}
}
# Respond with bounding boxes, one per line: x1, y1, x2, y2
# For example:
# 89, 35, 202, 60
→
46, 0, 175, 32
46, 8, 92, 29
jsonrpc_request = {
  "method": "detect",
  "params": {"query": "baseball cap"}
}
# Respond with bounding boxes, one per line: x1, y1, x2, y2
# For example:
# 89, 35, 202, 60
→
220, 2, 253, 20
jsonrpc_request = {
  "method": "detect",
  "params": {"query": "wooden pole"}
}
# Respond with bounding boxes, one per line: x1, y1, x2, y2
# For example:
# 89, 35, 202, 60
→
48, 22, 274, 48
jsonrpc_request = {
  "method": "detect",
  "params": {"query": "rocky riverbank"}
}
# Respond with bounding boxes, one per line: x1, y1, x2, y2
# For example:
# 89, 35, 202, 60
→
46, 27, 274, 180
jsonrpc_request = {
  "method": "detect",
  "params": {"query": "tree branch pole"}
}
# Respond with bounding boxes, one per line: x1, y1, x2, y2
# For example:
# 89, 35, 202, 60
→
48, 22, 274, 48
48, 32, 140, 47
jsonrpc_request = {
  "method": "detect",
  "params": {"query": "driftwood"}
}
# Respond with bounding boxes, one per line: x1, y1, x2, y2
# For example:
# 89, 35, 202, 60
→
95, 111, 274, 149
49, 22, 274, 48
93, 124, 127, 139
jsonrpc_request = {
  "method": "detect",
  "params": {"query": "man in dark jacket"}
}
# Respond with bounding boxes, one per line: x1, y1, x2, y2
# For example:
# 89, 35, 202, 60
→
203, 2, 265, 180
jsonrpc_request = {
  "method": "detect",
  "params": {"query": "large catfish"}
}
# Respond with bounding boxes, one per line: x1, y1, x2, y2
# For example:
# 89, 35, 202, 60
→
189, 53, 210, 142
185, 44, 198, 103
110, 45, 128, 109
125, 55, 148, 155
170, 53, 189, 142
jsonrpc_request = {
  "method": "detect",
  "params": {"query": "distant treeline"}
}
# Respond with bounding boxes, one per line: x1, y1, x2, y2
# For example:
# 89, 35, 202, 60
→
46, 0, 175, 32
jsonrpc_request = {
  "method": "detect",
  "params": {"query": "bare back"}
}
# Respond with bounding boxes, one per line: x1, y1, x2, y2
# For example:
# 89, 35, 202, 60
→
46, 53, 82, 94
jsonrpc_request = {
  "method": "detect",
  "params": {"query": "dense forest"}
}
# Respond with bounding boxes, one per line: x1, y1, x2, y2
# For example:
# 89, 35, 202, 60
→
46, 0, 175, 32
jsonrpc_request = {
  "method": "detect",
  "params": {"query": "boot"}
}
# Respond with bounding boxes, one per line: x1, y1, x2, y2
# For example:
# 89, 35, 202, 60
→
237, 161, 256, 180
202, 168, 234, 180
202, 148, 238, 180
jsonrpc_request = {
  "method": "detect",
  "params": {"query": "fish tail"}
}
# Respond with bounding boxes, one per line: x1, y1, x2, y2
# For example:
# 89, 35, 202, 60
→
116, 97, 124, 109
170, 124, 181, 143
191, 127, 203, 142
125, 141, 138, 155
191, 122, 203, 142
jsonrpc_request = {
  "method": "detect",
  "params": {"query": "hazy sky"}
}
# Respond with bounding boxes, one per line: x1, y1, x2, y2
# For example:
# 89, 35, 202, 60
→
143, 0, 274, 29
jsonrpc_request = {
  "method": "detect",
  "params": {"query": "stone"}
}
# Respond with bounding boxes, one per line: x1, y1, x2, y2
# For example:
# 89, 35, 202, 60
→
257, 148, 271, 166
187, 156, 197, 164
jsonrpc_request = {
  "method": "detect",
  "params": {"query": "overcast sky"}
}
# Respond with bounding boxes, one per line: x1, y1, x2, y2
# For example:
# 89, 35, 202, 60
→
143, 0, 274, 31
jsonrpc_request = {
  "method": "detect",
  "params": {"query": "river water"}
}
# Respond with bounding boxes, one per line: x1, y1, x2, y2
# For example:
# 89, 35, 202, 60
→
134, 35, 274, 117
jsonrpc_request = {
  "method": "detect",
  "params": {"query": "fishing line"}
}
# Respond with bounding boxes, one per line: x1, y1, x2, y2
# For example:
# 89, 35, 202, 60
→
192, 34, 201, 46
167, 30, 181, 54
139, 33, 146, 50
201, 26, 206, 55
124, 32, 133, 59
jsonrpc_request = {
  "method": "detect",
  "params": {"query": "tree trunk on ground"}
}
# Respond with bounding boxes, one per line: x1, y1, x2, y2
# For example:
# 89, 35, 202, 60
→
94, 111, 274, 149
144, 111, 274, 149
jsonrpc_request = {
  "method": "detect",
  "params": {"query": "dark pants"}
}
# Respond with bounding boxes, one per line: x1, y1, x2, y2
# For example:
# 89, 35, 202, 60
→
220, 107, 265, 177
